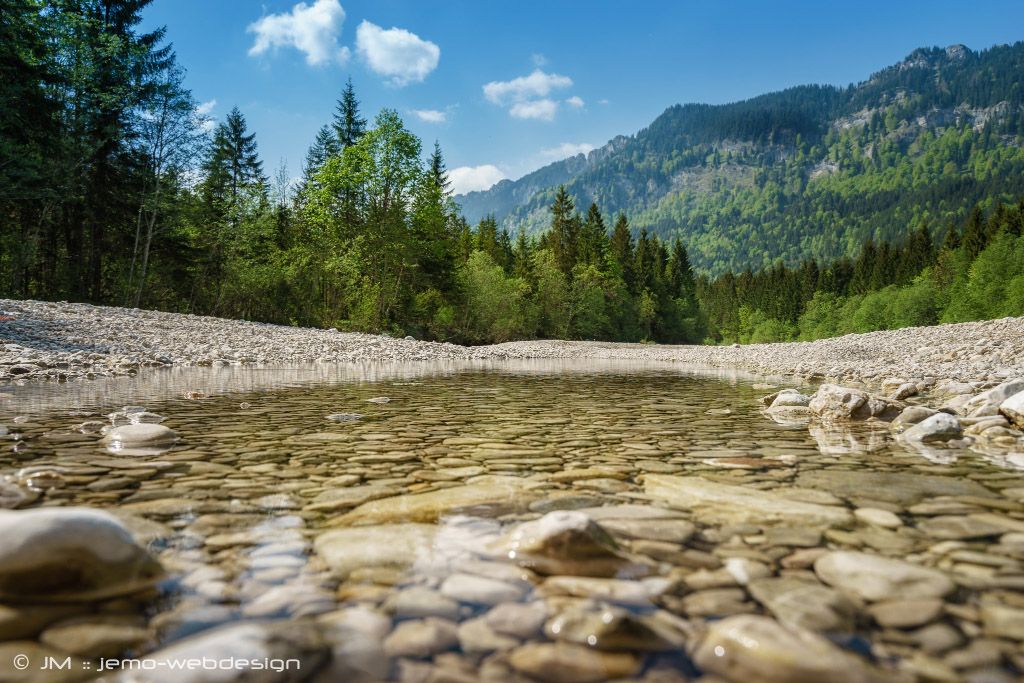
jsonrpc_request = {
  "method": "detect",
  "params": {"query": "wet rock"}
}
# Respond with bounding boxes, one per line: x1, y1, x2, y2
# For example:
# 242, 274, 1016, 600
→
795, 470, 993, 506
537, 575, 665, 606
315, 523, 438, 576
485, 602, 548, 639
809, 384, 901, 421
1000, 390, 1024, 428
317, 606, 392, 682
490, 511, 639, 578
890, 406, 939, 432
102, 423, 177, 451
333, 476, 538, 525
681, 587, 754, 617
382, 617, 459, 658
868, 599, 944, 629
854, 508, 902, 528
39, 615, 149, 657
747, 577, 856, 632
599, 517, 695, 544
507, 642, 641, 683
770, 391, 812, 408
113, 620, 328, 682
457, 616, 519, 654
0, 603, 83, 641
693, 614, 889, 683
917, 515, 1008, 540
814, 550, 954, 602
901, 413, 962, 442
643, 475, 851, 528
384, 586, 460, 620
0, 477, 37, 509
544, 604, 684, 651
307, 485, 401, 513
980, 602, 1024, 640
242, 584, 335, 618
0, 507, 162, 602
440, 572, 528, 605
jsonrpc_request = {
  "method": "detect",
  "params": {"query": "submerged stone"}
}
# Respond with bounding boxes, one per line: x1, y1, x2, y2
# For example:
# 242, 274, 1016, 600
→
642, 475, 851, 527
315, 523, 438, 577
507, 642, 641, 683
693, 614, 890, 683
490, 511, 642, 578
814, 550, 954, 602
0, 507, 162, 602
102, 423, 177, 452
332, 476, 539, 525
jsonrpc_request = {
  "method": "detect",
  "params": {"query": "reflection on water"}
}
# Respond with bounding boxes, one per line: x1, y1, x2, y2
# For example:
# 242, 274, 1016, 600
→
0, 362, 1022, 682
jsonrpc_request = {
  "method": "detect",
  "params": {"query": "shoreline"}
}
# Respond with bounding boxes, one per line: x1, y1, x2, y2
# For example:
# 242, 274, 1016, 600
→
3, 298, 1024, 392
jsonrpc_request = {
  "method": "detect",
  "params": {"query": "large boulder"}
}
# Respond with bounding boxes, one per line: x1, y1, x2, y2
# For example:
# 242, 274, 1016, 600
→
963, 379, 1024, 414
0, 507, 162, 603
808, 384, 901, 421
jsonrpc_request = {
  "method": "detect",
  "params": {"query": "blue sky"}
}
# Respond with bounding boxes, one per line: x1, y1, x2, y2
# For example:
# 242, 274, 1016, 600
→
142, 0, 1024, 194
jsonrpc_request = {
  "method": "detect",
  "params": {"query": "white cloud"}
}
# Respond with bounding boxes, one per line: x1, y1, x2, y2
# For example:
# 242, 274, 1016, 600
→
355, 21, 440, 86
195, 99, 217, 132
483, 69, 574, 121
565, 95, 584, 108
196, 99, 217, 116
247, 0, 350, 66
531, 53, 548, 67
541, 142, 595, 162
483, 69, 573, 106
509, 99, 558, 121
449, 165, 507, 195
412, 109, 447, 124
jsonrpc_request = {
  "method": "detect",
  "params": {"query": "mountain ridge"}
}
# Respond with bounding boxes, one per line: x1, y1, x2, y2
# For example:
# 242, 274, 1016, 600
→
456, 41, 1024, 274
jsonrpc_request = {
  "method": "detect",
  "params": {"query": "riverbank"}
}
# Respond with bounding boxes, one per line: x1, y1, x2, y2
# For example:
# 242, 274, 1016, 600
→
2, 299, 1024, 391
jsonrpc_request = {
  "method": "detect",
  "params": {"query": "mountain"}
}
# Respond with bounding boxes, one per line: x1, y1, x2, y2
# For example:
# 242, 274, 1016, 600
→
456, 42, 1024, 274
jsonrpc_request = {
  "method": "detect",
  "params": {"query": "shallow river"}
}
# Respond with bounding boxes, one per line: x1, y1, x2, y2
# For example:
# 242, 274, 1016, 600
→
1, 361, 1022, 682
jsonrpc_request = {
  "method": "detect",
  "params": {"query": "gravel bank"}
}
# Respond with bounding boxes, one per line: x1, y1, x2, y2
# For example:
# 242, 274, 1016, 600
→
2, 298, 1023, 389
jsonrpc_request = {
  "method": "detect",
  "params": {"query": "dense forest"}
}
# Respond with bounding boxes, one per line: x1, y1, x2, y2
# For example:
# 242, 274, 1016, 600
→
1, 0, 1021, 346
459, 43, 1024, 275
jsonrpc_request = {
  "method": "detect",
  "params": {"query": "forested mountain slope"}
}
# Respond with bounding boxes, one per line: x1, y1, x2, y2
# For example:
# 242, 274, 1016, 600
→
457, 43, 1024, 274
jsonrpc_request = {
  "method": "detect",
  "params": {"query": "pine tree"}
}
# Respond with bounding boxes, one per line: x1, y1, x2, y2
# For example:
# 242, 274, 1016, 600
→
303, 125, 340, 183
579, 203, 608, 266
962, 204, 988, 258
206, 107, 267, 203
609, 214, 635, 291
429, 141, 451, 193
548, 186, 580, 277
334, 77, 366, 148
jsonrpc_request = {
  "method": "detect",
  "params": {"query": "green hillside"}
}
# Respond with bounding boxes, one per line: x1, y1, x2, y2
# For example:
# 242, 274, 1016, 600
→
458, 43, 1024, 274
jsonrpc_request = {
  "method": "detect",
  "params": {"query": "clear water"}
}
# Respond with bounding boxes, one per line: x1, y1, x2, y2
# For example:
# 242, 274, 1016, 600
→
1, 361, 1021, 681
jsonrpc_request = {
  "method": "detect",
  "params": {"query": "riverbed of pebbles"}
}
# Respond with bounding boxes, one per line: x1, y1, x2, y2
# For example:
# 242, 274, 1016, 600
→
3, 299, 1024, 392
1, 372, 1023, 682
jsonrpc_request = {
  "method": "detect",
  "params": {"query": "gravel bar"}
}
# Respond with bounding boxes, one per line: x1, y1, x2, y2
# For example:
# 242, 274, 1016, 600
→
2, 299, 1023, 389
